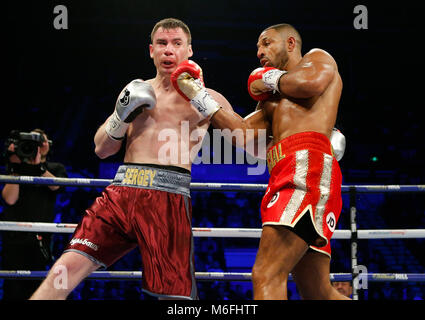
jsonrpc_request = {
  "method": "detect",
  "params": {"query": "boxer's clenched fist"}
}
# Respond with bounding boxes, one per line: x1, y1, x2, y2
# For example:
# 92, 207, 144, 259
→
171, 60, 221, 119
171, 60, 204, 101
105, 80, 156, 140
247, 67, 287, 101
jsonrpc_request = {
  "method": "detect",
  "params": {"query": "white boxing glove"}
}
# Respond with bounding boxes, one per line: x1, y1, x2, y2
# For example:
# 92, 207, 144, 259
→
105, 80, 156, 140
330, 128, 346, 161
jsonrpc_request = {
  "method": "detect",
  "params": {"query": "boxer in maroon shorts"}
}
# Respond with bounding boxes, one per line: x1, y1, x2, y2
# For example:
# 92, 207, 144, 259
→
30, 18, 234, 300
172, 23, 350, 300
65, 164, 196, 299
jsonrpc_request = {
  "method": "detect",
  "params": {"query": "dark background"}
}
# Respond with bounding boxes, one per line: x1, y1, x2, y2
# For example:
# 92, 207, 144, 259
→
1, 0, 424, 300
3, 0, 424, 180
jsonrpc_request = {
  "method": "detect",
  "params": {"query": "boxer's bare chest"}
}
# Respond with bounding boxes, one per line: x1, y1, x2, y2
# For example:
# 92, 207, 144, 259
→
124, 89, 207, 168
260, 95, 317, 142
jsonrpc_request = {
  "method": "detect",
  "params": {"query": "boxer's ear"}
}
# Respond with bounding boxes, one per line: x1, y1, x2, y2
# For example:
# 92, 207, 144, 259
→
287, 36, 296, 52
188, 44, 193, 58
149, 44, 154, 58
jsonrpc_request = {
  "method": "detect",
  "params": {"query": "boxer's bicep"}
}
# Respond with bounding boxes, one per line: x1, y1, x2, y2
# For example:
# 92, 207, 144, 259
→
206, 89, 244, 130
206, 89, 269, 148
243, 109, 270, 132
304, 50, 336, 93
207, 89, 233, 113
281, 49, 336, 98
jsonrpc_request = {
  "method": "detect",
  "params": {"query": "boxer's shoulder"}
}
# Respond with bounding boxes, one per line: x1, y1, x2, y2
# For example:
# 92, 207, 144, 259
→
206, 88, 233, 112
304, 48, 337, 67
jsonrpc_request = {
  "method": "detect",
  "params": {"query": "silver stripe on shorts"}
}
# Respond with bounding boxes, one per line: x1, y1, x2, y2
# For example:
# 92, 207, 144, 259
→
279, 150, 309, 224
184, 195, 198, 300
314, 154, 334, 237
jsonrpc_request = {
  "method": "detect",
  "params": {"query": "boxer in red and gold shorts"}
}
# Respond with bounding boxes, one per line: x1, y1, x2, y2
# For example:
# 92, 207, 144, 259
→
261, 132, 343, 258
65, 163, 197, 299
171, 23, 350, 299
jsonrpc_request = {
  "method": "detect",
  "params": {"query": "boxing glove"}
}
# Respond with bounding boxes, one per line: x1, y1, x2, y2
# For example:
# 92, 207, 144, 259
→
105, 79, 156, 140
171, 60, 204, 101
330, 128, 346, 161
247, 67, 288, 101
171, 60, 221, 119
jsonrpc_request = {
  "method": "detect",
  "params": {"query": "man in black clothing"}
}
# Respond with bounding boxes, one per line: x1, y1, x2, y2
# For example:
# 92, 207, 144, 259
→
1, 129, 67, 300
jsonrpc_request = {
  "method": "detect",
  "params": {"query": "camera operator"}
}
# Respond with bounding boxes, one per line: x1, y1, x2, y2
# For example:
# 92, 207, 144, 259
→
1, 129, 67, 300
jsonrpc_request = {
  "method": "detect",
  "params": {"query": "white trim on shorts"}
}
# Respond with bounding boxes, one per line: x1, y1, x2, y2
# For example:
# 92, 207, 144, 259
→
63, 248, 107, 270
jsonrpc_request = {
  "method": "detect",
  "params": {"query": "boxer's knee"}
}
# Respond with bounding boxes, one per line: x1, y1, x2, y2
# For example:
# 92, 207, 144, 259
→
31, 251, 99, 300
252, 259, 289, 289
252, 261, 290, 299
52, 251, 99, 284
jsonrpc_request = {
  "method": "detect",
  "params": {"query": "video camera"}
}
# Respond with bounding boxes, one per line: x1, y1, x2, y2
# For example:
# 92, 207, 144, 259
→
5, 130, 52, 162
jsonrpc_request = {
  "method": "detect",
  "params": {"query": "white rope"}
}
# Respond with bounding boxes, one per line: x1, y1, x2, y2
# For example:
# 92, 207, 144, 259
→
0, 221, 77, 234
1, 221, 424, 239
357, 229, 425, 239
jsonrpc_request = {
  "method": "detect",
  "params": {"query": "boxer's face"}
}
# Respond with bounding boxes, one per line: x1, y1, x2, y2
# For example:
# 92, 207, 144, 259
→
150, 27, 193, 75
257, 29, 289, 70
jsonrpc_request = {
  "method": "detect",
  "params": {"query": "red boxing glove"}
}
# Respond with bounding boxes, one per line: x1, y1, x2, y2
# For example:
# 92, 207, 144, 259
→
171, 60, 204, 101
171, 60, 221, 119
247, 67, 275, 101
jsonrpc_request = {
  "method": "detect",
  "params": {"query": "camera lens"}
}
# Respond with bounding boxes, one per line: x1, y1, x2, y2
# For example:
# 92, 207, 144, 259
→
16, 141, 38, 160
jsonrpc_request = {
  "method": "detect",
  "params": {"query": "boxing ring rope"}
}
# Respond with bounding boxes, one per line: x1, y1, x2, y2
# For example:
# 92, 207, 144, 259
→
1, 175, 425, 300
1, 270, 425, 282
1, 221, 425, 239
1, 175, 425, 192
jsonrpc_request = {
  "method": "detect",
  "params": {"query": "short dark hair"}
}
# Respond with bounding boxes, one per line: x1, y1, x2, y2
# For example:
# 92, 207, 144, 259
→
265, 23, 302, 51
32, 128, 52, 148
32, 128, 48, 139
150, 18, 192, 44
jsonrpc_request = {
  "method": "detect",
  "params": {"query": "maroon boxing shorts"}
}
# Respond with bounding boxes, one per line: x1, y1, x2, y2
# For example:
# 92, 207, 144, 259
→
64, 163, 197, 299
261, 132, 343, 257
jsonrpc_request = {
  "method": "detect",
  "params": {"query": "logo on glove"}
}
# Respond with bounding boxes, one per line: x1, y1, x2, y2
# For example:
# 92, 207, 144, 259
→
119, 89, 131, 106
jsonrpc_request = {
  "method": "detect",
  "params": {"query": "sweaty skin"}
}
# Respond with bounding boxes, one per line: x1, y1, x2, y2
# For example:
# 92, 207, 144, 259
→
94, 27, 232, 172
207, 27, 347, 300
211, 28, 342, 145
29, 25, 233, 301
258, 54, 342, 143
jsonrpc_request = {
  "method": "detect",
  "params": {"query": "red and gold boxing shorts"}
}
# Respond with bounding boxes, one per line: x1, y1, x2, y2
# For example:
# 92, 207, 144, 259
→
65, 163, 197, 299
261, 132, 343, 257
